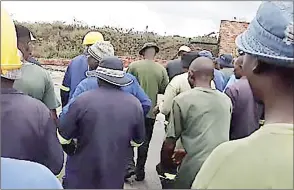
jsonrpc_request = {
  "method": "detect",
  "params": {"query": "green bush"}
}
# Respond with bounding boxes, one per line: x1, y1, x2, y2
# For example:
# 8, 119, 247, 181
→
15, 21, 218, 60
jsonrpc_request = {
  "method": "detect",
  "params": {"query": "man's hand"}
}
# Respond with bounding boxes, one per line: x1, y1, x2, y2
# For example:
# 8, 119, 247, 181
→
153, 105, 160, 115
172, 149, 186, 165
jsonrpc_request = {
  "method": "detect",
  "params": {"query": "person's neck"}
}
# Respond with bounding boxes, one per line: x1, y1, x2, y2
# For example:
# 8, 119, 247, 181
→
1, 78, 14, 88
144, 57, 154, 61
263, 91, 294, 124
193, 81, 211, 89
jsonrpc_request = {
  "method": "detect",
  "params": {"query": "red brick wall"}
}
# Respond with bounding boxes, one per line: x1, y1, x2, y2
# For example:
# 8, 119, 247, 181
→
218, 20, 249, 56
39, 56, 168, 68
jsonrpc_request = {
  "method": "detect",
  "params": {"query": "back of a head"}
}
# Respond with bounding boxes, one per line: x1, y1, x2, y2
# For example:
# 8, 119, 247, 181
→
190, 57, 215, 79
1, 8, 22, 77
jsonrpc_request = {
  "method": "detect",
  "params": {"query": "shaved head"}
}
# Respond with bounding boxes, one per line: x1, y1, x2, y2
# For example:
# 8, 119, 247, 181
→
188, 57, 215, 88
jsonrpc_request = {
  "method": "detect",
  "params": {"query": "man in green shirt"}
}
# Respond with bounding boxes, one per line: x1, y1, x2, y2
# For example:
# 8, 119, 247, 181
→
127, 42, 169, 181
13, 25, 60, 121
161, 57, 232, 189
192, 2, 294, 189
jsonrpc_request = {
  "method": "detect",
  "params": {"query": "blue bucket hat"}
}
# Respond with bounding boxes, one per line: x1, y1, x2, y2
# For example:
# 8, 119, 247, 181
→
216, 54, 234, 68
236, 1, 294, 67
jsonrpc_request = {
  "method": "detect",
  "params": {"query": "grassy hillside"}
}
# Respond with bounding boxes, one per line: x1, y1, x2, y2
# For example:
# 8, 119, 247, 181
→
15, 21, 218, 60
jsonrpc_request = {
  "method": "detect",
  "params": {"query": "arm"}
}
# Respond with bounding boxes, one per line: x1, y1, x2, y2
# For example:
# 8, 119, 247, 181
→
59, 78, 93, 119
224, 86, 237, 139
39, 108, 64, 175
132, 76, 152, 116
161, 100, 183, 169
160, 81, 178, 116
60, 65, 71, 107
43, 71, 61, 123
58, 98, 84, 142
159, 68, 169, 94
131, 103, 146, 147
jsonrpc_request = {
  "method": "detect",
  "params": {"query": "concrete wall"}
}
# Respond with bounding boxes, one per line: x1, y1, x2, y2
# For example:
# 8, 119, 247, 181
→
218, 20, 249, 56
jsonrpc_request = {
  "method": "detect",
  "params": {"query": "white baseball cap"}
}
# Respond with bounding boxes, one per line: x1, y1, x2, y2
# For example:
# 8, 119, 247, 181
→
178, 45, 191, 52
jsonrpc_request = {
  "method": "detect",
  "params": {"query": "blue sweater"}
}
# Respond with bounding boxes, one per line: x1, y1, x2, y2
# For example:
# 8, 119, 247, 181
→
213, 69, 225, 92
60, 73, 151, 118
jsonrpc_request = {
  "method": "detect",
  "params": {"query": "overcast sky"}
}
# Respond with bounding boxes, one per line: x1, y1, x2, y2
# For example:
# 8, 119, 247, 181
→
2, 1, 261, 37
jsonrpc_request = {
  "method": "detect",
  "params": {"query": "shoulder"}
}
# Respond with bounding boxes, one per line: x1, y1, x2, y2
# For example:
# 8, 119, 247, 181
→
173, 89, 193, 103
192, 139, 247, 188
1, 158, 62, 189
128, 60, 141, 67
70, 55, 87, 65
126, 73, 137, 81
19, 94, 49, 110
169, 73, 186, 86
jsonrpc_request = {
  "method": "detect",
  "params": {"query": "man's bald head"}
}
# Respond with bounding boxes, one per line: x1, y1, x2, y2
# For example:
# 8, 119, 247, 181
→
188, 57, 214, 88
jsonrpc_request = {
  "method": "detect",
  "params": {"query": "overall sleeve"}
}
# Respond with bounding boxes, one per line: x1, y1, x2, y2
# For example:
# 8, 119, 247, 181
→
60, 65, 71, 107
39, 108, 64, 175
58, 98, 85, 141
130, 103, 146, 147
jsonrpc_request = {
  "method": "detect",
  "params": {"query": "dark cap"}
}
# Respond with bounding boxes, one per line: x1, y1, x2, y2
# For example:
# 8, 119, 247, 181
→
86, 56, 133, 87
181, 51, 200, 69
216, 54, 234, 68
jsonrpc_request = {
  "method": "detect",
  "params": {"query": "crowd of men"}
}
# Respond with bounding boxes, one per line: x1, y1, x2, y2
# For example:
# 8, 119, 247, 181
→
1, 1, 293, 189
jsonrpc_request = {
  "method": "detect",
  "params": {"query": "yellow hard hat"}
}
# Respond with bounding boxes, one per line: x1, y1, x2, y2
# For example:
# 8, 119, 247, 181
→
1, 8, 21, 74
82, 31, 104, 45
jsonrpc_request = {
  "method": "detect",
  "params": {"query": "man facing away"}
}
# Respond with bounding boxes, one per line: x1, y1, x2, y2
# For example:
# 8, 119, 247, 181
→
216, 53, 234, 86
60, 31, 105, 107
1, 8, 64, 177
58, 56, 145, 188
161, 57, 232, 189
166, 45, 191, 81
198, 50, 224, 91
192, 1, 293, 189
224, 55, 264, 140
13, 25, 61, 122
127, 42, 169, 181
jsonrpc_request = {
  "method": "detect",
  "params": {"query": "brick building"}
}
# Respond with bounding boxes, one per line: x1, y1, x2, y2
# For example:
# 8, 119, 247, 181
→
218, 20, 249, 56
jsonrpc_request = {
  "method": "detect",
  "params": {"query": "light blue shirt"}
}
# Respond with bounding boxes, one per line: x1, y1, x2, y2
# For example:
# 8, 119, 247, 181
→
1, 157, 63, 189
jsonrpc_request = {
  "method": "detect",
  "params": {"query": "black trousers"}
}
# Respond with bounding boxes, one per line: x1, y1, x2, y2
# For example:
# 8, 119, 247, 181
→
126, 118, 155, 173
